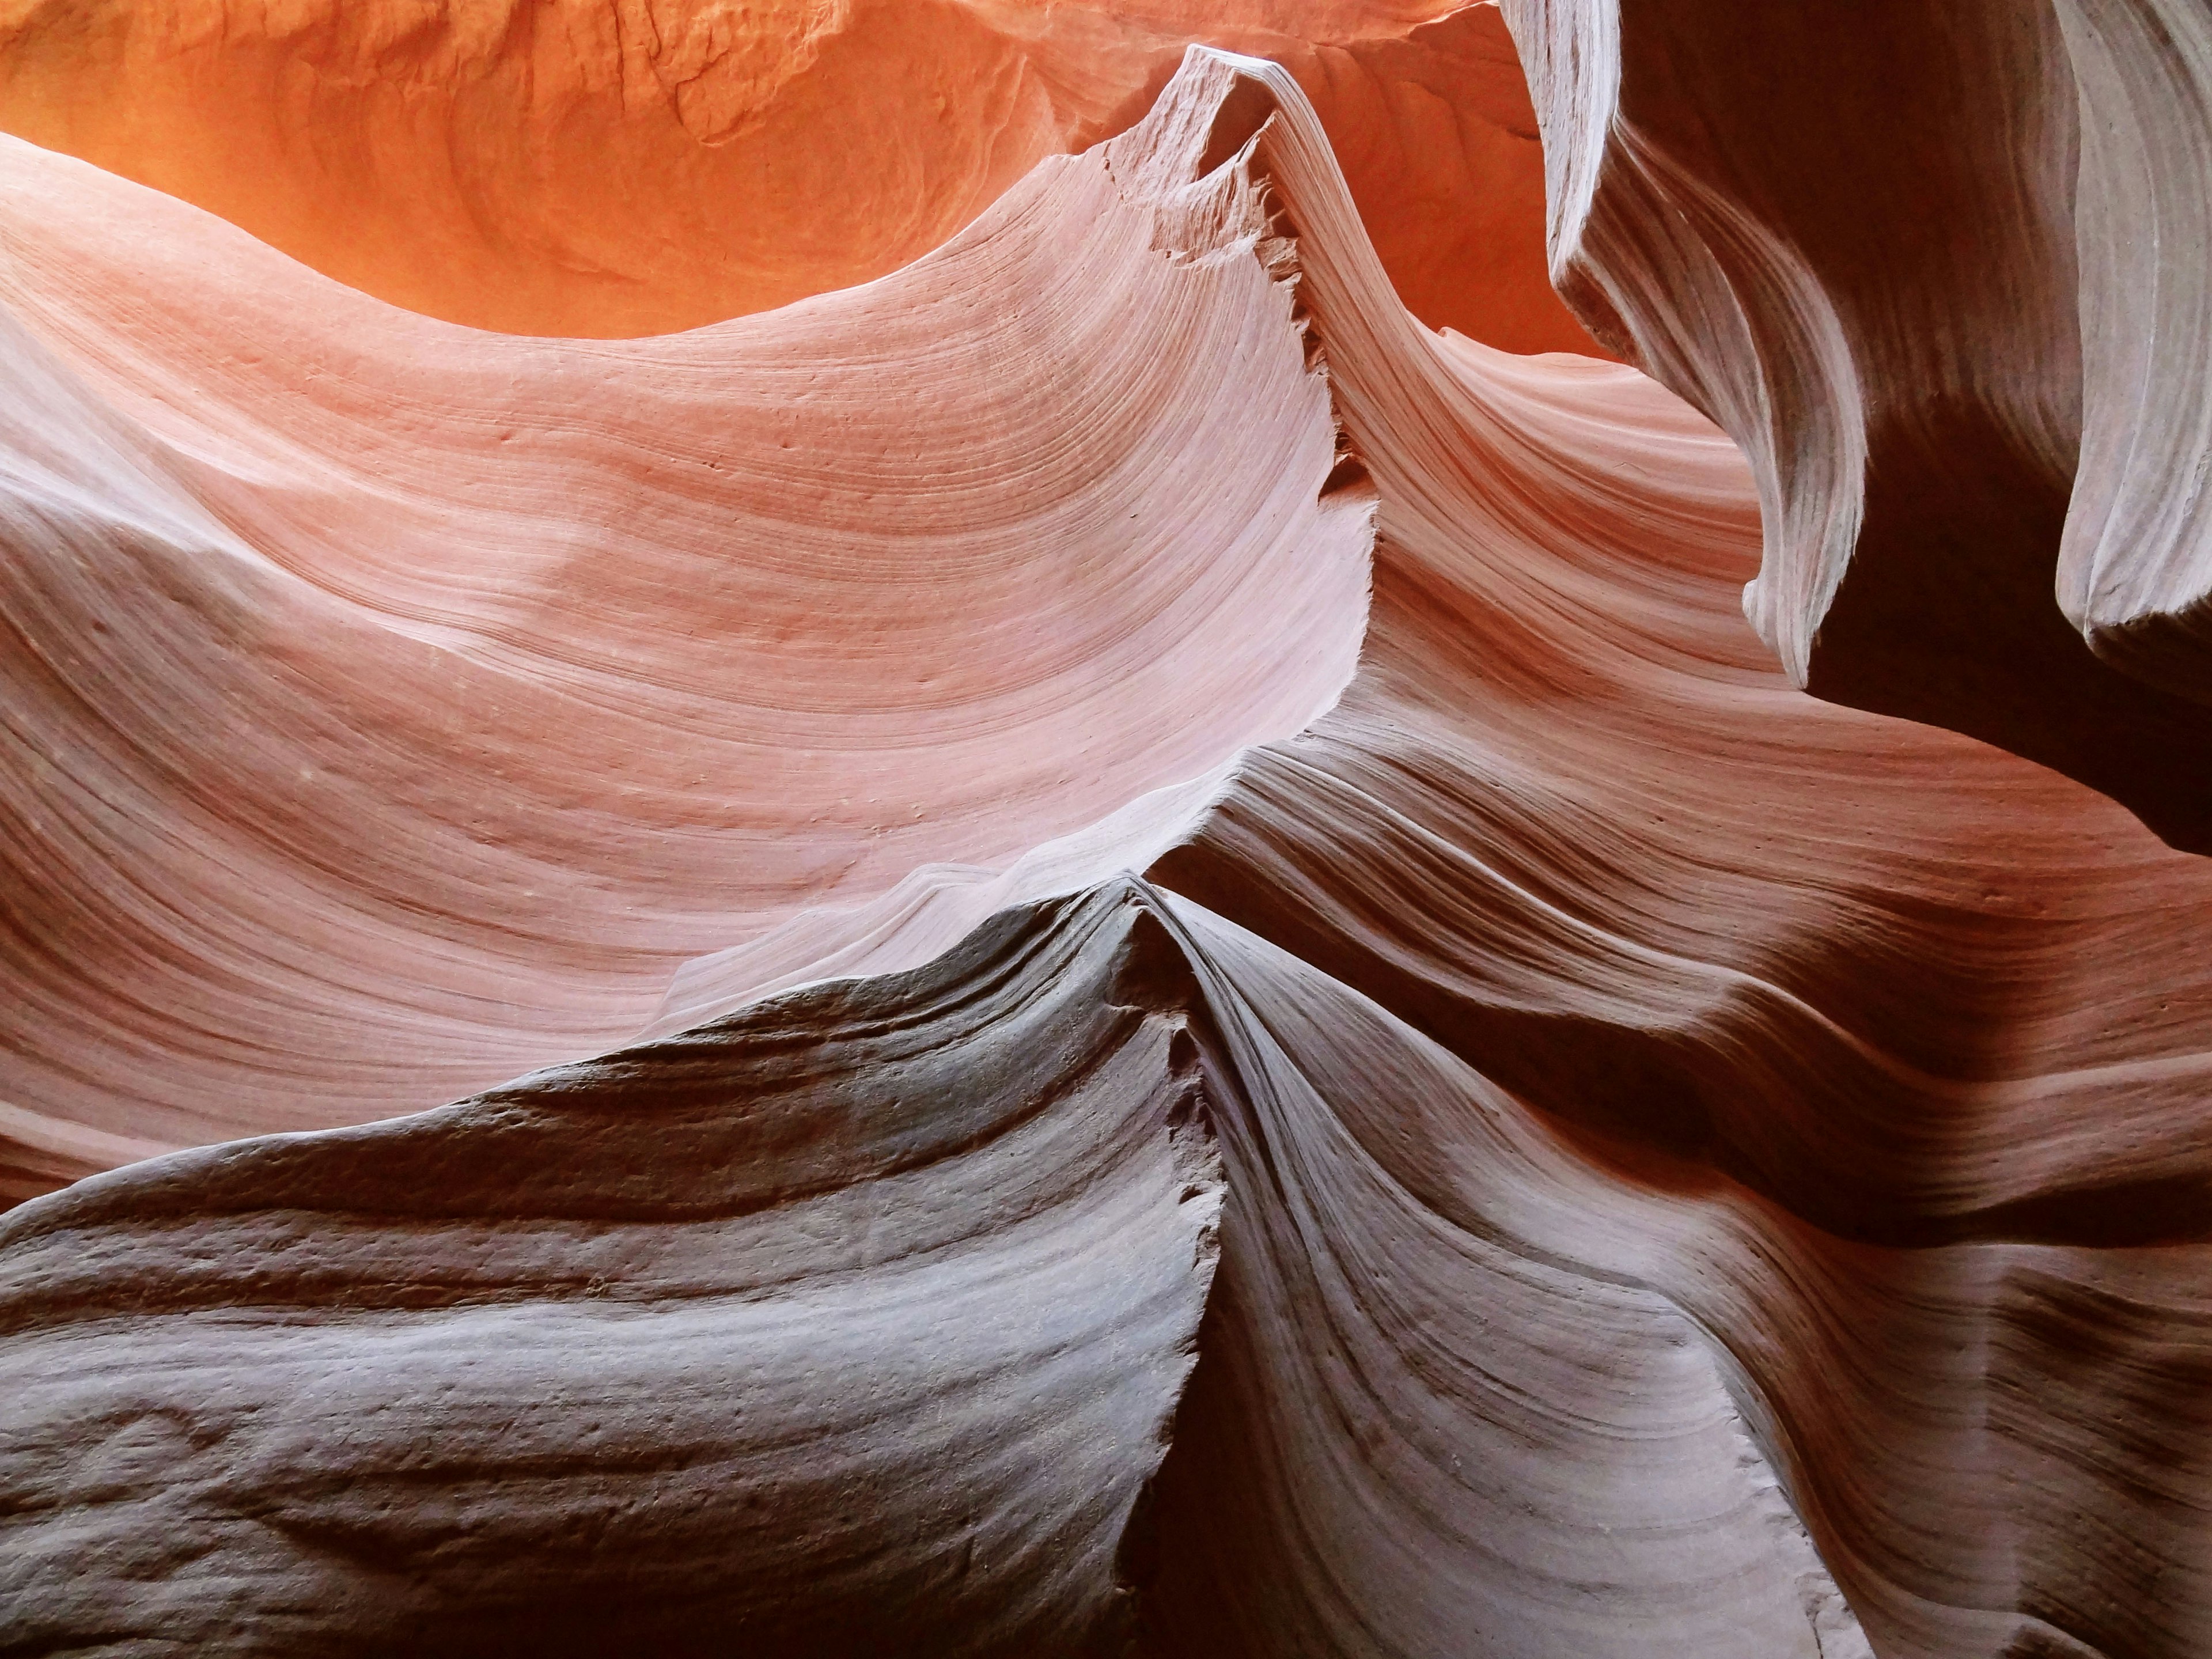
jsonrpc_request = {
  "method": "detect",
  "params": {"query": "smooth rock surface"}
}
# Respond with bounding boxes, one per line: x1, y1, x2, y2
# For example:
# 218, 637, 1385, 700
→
1500, 0, 2212, 850
0, 96, 1368, 1196
0, 0, 1601, 354
5, 22, 2212, 1659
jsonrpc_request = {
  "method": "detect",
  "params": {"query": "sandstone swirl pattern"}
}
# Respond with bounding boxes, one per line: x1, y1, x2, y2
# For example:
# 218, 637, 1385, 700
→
5, 20, 2212, 1659
1502, 0, 2212, 847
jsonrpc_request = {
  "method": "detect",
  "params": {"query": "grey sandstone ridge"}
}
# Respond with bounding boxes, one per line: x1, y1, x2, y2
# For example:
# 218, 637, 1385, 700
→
0, 877, 1874, 1657
0, 885, 1226, 1656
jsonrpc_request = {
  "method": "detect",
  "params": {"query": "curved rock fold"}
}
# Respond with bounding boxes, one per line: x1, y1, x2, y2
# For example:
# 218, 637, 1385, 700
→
6, 24, 2212, 1659
1498, 0, 2212, 851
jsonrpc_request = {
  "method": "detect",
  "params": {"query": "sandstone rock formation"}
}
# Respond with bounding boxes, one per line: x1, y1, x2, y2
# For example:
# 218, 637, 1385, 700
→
1503, 0, 2212, 848
0, 99, 1368, 1196
0, 0, 1599, 354
5, 10, 2212, 1658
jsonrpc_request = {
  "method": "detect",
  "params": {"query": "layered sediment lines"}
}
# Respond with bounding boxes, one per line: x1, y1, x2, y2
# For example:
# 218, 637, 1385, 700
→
0, 111, 1367, 1194
6, 27, 2212, 1659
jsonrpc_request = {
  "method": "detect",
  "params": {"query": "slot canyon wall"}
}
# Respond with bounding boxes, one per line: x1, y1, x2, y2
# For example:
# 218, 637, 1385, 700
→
4, 4, 2212, 1656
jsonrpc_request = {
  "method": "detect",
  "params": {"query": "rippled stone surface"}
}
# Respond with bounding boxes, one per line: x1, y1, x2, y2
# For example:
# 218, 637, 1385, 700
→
6, 13, 2212, 1657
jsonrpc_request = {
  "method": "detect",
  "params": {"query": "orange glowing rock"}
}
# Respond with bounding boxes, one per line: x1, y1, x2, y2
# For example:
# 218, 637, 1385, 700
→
0, 0, 1597, 353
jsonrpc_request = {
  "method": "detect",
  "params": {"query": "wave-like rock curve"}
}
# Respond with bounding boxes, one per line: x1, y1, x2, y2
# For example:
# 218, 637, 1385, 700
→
6, 26, 2212, 1659
1501, 0, 2212, 849
0, 100, 1367, 1196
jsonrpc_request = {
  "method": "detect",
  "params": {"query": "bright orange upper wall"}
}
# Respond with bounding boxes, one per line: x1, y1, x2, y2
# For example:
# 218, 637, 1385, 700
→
0, 0, 1599, 354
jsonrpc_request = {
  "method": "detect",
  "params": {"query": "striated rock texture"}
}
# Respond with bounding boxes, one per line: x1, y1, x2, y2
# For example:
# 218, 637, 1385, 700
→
5, 16, 2212, 1659
3, 887, 1230, 1654
0, 95, 1369, 1194
1501, 0, 2212, 849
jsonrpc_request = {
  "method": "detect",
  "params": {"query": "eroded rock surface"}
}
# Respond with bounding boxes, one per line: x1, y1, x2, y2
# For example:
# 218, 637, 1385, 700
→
1502, 0, 2212, 848
5, 18, 2212, 1659
0, 97, 1367, 1195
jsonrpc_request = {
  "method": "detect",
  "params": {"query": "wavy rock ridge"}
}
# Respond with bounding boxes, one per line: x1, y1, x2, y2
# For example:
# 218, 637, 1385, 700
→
6, 16, 2212, 1659
0, 89, 1369, 1196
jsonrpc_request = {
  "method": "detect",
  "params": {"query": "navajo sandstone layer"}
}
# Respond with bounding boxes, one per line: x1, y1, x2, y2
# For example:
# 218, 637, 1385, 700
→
3, 6, 2211, 1658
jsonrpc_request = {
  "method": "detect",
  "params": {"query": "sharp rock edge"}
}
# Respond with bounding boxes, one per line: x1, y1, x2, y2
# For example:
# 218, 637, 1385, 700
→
5, 36, 2212, 1659
0, 46, 1370, 1197
0, 882, 1229, 1656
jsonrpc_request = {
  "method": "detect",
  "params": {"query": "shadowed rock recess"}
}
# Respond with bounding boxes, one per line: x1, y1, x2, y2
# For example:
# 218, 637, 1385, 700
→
4, 12, 2212, 1659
